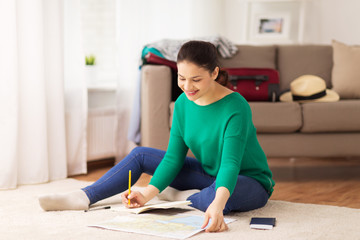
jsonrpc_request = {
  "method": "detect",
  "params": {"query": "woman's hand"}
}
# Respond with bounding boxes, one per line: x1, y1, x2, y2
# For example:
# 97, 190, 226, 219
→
201, 201, 228, 232
121, 184, 160, 208
121, 190, 146, 208
201, 187, 230, 233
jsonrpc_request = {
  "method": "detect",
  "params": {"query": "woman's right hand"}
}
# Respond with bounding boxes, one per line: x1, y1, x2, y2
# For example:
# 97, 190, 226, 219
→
121, 185, 160, 208
121, 190, 147, 208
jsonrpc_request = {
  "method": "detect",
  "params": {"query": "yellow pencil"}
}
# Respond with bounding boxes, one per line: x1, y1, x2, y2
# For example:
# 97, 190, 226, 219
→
128, 170, 131, 206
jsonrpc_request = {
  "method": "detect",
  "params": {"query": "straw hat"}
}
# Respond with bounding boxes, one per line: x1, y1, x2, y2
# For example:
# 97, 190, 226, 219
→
280, 75, 340, 103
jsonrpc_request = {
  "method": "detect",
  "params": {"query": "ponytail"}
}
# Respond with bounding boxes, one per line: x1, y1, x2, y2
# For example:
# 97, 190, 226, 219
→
215, 69, 229, 86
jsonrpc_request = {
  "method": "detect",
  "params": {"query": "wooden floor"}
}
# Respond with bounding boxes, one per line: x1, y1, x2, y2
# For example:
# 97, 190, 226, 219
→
73, 157, 360, 209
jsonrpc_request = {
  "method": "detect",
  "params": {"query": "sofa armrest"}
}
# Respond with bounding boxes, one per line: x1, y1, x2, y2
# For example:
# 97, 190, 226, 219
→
140, 65, 172, 151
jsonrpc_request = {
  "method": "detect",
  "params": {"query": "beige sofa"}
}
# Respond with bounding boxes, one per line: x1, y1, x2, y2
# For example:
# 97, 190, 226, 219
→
140, 44, 360, 158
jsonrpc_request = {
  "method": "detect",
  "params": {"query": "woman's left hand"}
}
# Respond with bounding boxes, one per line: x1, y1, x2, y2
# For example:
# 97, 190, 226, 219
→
201, 186, 230, 232
201, 201, 228, 232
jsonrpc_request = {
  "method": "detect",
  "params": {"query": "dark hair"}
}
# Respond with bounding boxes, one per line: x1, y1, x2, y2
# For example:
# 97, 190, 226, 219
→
177, 40, 228, 86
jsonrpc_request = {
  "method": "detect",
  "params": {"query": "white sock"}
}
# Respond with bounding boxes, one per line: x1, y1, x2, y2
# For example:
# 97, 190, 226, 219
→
38, 190, 90, 211
158, 187, 200, 202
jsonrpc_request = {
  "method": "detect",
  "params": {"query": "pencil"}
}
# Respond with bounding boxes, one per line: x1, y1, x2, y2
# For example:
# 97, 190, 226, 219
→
84, 206, 111, 212
128, 170, 131, 206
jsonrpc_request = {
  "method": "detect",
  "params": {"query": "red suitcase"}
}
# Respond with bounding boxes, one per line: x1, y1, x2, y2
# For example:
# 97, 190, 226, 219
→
225, 68, 280, 102
144, 52, 177, 71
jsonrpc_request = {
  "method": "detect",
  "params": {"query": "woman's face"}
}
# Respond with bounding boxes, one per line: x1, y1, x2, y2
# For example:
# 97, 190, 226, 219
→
177, 60, 219, 105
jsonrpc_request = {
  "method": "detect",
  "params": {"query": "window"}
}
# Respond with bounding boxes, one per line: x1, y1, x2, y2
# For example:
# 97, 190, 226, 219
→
80, 0, 117, 84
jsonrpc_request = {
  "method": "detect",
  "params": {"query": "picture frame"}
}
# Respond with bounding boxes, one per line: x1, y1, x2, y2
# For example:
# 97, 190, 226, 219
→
251, 13, 291, 41
246, 0, 305, 44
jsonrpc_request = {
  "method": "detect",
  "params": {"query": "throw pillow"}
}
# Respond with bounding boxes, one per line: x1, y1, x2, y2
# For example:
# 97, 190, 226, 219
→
332, 40, 360, 99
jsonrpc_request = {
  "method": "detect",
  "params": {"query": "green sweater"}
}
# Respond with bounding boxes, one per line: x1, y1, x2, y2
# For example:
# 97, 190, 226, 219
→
149, 92, 275, 196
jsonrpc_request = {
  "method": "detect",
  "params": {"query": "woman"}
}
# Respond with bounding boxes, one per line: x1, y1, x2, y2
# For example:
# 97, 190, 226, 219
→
39, 40, 275, 233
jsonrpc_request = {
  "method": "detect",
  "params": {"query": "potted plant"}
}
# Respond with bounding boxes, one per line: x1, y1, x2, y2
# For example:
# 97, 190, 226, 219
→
85, 54, 97, 85
85, 55, 96, 66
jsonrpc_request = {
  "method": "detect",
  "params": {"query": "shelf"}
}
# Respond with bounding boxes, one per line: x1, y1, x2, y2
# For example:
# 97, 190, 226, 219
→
87, 82, 117, 92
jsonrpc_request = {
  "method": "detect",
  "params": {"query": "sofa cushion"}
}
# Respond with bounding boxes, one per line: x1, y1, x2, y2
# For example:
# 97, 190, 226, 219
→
301, 100, 360, 133
331, 40, 360, 99
219, 45, 276, 69
249, 102, 302, 133
277, 45, 333, 92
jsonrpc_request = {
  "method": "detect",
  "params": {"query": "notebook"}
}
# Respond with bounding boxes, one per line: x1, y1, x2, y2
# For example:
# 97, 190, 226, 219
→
250, 217, 276, 230
113, 200, 192, 214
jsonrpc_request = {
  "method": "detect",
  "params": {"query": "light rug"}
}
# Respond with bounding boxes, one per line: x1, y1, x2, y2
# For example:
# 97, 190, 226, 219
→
1, 179, 359, 240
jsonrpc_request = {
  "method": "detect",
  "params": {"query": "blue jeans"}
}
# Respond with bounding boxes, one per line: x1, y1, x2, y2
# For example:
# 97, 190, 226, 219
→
82, 147, 269, 214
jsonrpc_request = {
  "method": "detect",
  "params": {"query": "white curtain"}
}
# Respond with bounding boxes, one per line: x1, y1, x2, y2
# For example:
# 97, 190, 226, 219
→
0, 0, 87, 189
64, 0, 88, 176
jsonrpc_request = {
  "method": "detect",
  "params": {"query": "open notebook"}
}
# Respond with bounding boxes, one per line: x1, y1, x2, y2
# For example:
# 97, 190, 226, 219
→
113, 200, 192, 214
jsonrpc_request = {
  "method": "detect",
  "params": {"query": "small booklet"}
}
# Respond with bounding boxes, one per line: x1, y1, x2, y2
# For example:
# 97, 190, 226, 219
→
114, 200, 192, 214
250, 217, 276, 230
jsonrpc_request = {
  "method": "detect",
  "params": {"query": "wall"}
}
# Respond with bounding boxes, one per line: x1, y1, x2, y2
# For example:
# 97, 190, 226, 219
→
223, 0, 360, 45
116, 0, 227, 90
223, 0, 248, 43
317, 0, 360, 44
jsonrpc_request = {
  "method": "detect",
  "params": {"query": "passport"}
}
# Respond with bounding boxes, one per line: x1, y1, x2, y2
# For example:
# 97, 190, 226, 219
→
250, 217, 276, 230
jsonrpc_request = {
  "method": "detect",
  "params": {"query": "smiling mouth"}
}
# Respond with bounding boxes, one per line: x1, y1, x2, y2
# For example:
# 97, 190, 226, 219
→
185, 90, 199, 96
